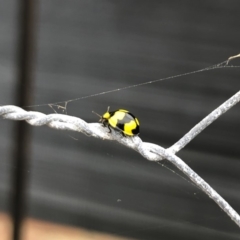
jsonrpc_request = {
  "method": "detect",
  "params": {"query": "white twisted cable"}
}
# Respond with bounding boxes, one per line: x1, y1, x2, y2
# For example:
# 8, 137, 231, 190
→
1, 89, 240, 228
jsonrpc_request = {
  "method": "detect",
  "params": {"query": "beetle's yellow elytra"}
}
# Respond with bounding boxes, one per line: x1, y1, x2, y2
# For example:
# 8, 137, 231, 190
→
99, 108, 140, 136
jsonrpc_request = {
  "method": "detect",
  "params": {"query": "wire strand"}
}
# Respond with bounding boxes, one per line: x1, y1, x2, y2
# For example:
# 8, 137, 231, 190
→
1, 90, 240, 228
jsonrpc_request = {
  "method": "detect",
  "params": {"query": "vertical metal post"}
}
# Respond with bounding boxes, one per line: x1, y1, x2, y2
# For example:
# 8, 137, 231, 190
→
12, 1, 37, 240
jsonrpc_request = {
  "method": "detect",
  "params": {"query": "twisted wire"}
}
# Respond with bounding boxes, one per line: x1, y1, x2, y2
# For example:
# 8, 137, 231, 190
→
0, 104, 240, 227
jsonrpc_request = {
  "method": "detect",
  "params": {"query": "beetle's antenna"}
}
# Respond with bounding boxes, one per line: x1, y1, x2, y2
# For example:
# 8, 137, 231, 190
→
92, 111, 102, 118
107, 106, 110, 112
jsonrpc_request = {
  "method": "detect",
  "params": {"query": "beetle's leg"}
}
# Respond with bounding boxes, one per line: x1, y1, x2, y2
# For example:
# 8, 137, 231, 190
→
107, 125, 111, 133
102, 121, 107, 127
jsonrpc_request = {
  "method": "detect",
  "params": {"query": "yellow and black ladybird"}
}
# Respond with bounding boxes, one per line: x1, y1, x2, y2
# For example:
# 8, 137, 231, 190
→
95, 107, 140, 136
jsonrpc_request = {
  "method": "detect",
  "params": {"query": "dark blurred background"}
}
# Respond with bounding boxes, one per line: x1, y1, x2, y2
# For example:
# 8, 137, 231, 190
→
0, 0, 240, 239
